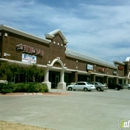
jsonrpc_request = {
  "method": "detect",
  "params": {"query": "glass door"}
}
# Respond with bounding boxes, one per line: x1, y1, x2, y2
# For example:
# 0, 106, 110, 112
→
49, 71, 60, 89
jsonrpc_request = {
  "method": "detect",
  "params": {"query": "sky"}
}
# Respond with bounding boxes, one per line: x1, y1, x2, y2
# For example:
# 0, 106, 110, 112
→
1, 0, 130, 63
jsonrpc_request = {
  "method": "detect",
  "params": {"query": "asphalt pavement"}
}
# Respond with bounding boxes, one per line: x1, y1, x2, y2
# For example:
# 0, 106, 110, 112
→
0, 89, 130, 130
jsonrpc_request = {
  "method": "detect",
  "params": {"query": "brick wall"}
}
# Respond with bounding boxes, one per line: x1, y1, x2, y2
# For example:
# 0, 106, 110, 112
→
1, 30, 49, 65
0, 29, 125, 77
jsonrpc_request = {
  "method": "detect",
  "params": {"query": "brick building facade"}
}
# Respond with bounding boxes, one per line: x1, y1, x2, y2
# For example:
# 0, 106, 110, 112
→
0, 25, 130, 90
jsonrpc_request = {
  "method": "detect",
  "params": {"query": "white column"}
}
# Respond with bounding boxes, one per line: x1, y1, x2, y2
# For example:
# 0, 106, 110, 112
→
57, 68, 66, 90
60, 69, 64, 82
42, 66, 51, 91
44, 67, 49, 82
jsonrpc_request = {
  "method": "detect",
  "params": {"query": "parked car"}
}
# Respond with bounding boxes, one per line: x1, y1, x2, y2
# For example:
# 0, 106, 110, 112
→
128, 85, 130, 90
108, 83, 123, 90
67, 82, 95, 92
90, 82, 108, 91
122, 84, 129, 89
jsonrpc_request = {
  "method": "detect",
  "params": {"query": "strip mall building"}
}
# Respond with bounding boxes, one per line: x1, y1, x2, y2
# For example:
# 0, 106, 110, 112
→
0, 25, 130, 90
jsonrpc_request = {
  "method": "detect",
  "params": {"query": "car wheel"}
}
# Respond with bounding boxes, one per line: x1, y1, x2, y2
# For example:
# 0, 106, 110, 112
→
68, 87, 72, 91
128, 87, 130, 90
83, 88, 88, 92
97, 87, 101, 91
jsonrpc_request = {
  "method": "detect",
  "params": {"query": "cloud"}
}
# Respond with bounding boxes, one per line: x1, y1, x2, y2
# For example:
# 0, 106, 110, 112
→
0, 0, 130, 63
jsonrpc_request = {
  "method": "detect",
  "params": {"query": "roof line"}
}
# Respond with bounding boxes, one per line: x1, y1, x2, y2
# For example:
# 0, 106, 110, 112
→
45, 29, 68, 44
114, 60, 125, 65
65, 49, 117, 69
0, 24, 51, 44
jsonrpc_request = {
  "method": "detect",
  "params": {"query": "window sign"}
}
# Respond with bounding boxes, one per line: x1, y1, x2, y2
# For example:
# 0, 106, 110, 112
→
113, 71, 117, 75
22, 53, 36, 64
98, 67, 105, 72
87, 64, 93, 70
118, 65, 124, 70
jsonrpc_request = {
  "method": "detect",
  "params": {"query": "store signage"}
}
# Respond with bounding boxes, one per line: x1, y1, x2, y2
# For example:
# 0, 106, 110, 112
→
113, 71, 117, 75
22, 53, 36, 64
16, 44, 44, 56
98, 67, 105, 72
118, 65, 124, 70
87, 64, 93, 70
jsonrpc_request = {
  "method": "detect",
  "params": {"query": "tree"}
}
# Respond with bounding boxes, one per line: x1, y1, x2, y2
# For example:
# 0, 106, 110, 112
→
36, 67, 44, 82
8, 63, 21, 83
0, 61, 8, 79
25, 64, 44, 82
0, 62, 21, 83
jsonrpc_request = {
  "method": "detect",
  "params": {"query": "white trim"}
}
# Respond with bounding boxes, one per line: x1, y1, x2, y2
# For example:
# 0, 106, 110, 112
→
0, 58, 47, 68
45, 29, 68, 44
0, 25, 51, 44
50, 57, 65, 69
93, 73, 106, 77
45, 34, 54, 39
66, 49, 117, 69
118, 76, 127, 79
48, 66, 62, 71
114, 60, 125, 65
78, 70, 90, 75
107, 75, 118, 78
128, 72, 130, 78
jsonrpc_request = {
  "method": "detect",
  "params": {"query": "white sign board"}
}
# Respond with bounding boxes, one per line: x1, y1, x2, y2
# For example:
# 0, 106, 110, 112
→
87, 64, 93, 70
22, 53, 36, 64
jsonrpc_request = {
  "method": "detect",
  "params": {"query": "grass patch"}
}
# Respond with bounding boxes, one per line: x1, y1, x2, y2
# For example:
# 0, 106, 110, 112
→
0, 120, 54, 130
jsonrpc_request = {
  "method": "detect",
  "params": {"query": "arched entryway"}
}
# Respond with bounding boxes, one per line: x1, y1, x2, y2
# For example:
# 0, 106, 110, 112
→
42, 57, 67, 90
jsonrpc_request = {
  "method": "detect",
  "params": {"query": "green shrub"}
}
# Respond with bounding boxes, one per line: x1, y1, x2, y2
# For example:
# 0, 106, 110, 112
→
38, 83, 48, 92
0, 84, 13, 93
0, 82, 49, 93
0, 83, 7, 92
25, 83, 48, 92
26, 83, 38, 92
1, 88, 12, 93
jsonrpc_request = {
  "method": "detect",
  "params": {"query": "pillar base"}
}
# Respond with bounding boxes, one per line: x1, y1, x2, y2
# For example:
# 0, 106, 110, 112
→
57, 82, 66, 90
42, 81, 51, 91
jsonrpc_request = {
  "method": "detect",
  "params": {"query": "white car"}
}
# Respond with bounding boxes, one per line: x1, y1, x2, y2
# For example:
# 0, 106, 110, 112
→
127, 84, 130, 90
90, 82, 108, 91
67, 82, 95, 91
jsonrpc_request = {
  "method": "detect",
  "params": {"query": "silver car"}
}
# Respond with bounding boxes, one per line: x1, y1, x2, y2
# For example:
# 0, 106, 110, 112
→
90, 82, 108, 91
67, 82, 95, 91
127, 84, 130, 90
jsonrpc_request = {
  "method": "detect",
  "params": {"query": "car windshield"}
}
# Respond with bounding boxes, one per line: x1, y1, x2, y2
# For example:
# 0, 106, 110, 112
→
98, 82, 103, 85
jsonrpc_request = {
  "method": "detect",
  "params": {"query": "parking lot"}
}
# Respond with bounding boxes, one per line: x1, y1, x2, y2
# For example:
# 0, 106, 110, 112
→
0, 89, 130, 130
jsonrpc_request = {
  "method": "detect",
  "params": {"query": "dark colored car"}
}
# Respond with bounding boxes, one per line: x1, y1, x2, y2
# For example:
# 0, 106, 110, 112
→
108, 83, 123, 90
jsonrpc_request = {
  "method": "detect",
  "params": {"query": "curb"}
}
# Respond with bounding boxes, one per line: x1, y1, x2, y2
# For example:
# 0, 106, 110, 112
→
24, 93, 43, 95
0, 92, 69, 96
